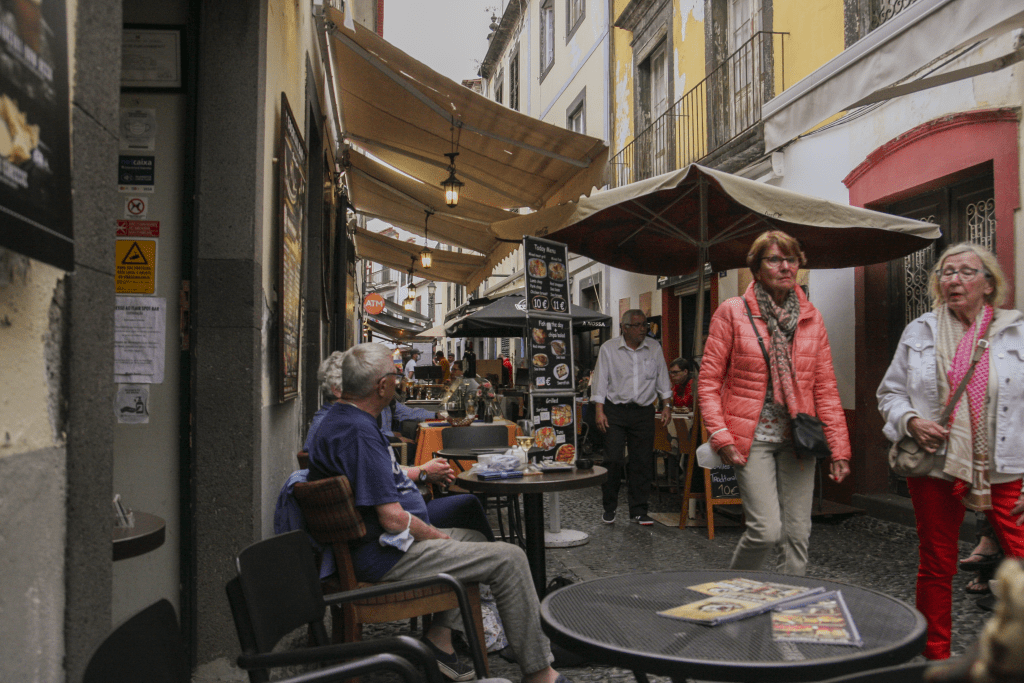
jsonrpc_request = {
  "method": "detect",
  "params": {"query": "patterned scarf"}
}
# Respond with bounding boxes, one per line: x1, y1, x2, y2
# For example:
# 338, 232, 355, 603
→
754, 283, 801, 414
936, 304, 993, 511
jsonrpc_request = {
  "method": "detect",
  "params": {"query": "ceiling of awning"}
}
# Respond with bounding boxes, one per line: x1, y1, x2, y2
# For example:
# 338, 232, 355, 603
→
322, 5, 608, 213
354, 227, 513, 289
345, 149, 511, 255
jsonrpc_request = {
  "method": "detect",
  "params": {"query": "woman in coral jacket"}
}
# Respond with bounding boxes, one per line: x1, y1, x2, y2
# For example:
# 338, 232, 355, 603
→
699, 230, 851, 576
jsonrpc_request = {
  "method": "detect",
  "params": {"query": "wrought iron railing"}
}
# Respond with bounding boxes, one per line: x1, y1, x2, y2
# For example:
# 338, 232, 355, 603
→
872, 0, 919, 29
609, 31, 787, 188
368, 268, 397, 288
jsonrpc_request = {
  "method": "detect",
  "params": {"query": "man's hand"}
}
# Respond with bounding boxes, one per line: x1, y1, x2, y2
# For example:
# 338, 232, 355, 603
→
829, 459, 850, 483
719, 444, 746, 466
420, 458, 456, 485
1011, 493, 1024, 527
595, 404, 608, 433
907, 416, 948, 454
659, 405, 671, 425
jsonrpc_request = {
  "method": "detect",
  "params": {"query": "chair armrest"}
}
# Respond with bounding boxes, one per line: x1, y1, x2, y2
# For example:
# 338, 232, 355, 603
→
283, 653, 422, 683
238, 635, 444, 683
321, 573, 488, 678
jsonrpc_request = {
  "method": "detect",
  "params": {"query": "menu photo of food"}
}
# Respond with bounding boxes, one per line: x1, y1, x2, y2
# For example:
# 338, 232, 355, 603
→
532, 327, 547, 345
528, 258, 547, 278
548, 261, 566, 281
551, 404, 573, 427
555, 443, 576, 462
550, 340, 565, 356
534, 426, 557, 450
533, 353, 548, 368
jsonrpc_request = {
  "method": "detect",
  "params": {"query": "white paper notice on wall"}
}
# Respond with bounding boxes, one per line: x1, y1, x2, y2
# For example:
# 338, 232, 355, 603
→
114, 296, 166, 384
115, 384, 150, 424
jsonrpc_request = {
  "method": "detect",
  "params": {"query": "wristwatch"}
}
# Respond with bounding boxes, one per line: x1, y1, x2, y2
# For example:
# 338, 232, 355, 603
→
417, 468, 428, 483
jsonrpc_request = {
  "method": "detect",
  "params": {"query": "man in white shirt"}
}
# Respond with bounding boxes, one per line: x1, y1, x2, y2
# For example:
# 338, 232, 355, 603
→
591, 309, 672, 525
404, 349, 421, 381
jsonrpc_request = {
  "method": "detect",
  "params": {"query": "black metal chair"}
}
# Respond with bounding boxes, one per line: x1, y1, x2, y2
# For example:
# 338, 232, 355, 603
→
83, 597, 423, 683
227, 530, 501, 683
440, 425, 524, 546
817, 661, 934, 683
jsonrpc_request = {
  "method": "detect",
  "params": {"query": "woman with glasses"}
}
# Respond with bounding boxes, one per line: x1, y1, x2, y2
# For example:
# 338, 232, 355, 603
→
877, 242, 1024, 659
699, 230, 851, 575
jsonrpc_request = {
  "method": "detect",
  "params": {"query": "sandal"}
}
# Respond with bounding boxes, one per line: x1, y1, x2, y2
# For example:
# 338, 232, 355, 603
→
959, 550, 1003, 571
965, 575, 991, 595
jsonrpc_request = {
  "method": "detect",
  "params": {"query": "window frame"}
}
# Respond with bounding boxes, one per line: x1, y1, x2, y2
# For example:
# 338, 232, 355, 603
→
494, 68, 504, 105
566, 86, 586, 134
509, 44, 520, 111
566, 0, 585, 43
539, 0, 555, 82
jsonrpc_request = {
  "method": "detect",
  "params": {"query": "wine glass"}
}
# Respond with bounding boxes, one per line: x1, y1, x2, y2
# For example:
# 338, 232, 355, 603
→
516, 420, 536, 466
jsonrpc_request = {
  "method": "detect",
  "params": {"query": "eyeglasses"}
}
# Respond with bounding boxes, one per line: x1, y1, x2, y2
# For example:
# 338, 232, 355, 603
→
936, 266, 986, 282
623, 322, 650, 329
761, 256, 800, 268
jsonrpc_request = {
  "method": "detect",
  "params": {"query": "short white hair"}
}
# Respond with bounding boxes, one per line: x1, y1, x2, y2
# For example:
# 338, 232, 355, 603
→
319, 351, 345, 399
342, 343, 395, 398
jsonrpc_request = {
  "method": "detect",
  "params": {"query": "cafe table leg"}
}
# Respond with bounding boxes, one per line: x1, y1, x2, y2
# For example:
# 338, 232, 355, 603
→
521, 492, 547, 597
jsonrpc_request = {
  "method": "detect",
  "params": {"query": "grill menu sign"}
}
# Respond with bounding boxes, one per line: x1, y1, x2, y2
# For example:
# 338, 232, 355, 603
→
529, 394, 577, 462
524, 236, 568, 313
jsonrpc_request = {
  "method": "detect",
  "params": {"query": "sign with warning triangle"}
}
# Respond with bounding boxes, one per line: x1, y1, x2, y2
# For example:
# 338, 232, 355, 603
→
115, 239, 157, 293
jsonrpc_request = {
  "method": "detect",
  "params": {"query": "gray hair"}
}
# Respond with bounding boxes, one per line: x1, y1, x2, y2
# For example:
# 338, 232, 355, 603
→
318, 351, 345, 399
620, 309, 646, 325
929, 242, 1007, 309
342, 343, 395, 398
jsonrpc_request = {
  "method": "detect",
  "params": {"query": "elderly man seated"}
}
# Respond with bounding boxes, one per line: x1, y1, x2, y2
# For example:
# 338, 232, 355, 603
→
307, 343, 572, 683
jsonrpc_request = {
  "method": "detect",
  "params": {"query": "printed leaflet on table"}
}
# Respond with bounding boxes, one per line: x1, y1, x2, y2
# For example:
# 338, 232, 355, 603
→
658, 577, 825, 625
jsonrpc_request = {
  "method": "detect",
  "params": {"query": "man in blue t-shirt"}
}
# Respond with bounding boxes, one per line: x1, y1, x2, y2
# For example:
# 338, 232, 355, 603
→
308, 343, 572, 683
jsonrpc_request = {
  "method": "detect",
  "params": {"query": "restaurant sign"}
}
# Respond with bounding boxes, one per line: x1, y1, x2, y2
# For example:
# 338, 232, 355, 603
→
0, 0, 72, 270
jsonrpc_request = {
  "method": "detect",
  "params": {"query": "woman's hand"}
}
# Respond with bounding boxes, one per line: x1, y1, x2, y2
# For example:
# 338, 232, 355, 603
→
1011, 492, 1024, 527
907, 416, 949, 454
719, 444, 746, 467
829, 459, 850, 483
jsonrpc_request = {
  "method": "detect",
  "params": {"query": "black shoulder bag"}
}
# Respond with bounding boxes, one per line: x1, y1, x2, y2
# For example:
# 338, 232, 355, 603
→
743, 299, 832, 460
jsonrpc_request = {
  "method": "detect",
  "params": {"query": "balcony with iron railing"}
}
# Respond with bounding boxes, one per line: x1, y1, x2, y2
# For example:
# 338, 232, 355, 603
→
609, 30, 787, 188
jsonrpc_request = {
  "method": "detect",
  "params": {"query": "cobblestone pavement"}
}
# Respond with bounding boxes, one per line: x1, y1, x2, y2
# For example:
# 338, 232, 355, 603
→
198, 486, 991, 683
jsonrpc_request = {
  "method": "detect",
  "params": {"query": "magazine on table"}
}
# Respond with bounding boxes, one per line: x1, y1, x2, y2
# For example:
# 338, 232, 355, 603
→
770, 590, 863, 646
658, 577, 825, 625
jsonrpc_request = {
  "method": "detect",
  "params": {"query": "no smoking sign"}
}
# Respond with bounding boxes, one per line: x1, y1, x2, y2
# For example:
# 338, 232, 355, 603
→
125, 196, 148, 218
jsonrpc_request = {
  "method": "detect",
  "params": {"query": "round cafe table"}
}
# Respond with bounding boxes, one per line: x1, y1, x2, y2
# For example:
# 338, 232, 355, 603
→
456, 466, 607, 596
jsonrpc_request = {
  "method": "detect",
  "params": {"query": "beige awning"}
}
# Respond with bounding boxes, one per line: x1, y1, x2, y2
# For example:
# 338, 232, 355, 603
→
323, 5, 608, 212
762, 0, 1024, 150
355, 227, 502, 288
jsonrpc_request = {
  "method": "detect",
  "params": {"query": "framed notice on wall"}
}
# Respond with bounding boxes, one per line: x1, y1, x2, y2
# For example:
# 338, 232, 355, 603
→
278, 93, 306, 401
0, 0, 72, 270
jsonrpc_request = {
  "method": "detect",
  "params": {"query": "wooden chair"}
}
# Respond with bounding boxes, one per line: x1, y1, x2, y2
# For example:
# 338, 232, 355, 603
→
227, 529, 490, 683
297, 450, 309, 469
679, 402, 743, 539
652, 417, 679, 497
292, 476, 490, 675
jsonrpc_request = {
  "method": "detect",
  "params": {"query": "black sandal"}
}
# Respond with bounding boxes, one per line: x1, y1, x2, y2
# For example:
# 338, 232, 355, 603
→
959, 550, 1003, 571
965, 575, 992, 595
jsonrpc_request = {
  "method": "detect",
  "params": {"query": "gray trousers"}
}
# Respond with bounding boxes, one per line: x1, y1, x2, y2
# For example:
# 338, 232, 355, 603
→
381, 528, 553, 676
730, 440, 816, 575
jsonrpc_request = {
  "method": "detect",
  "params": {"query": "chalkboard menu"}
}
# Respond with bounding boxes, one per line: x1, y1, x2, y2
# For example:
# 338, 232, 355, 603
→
710, 466, 739, 499
524, 236, 569, 313
530, 394, 577, 462
528, 317, 572, 390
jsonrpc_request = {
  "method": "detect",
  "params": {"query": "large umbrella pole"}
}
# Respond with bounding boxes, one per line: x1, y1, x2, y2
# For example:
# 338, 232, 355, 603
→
692, 178, 708, 359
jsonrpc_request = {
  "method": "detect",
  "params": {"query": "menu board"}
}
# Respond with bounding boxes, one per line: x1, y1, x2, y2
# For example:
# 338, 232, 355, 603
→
528, 317, 573, 391
524, 236, 569, 314
0, 0, 72, 270
530, 394, 577, 463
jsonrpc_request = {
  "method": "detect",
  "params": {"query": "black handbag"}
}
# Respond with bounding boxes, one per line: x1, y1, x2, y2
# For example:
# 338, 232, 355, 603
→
743, 300, 831, 460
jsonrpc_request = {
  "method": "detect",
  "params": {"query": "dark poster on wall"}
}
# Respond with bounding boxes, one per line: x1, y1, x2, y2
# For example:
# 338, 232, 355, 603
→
0, 0, 72, 270
278, 93, 306, 401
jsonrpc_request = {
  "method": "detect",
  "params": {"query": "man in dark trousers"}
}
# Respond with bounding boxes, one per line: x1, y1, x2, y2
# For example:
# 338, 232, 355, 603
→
591, 309, 672, 526
462, 346, 477, 378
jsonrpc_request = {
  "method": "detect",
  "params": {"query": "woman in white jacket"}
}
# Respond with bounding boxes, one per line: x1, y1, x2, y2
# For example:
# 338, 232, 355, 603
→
877, 243, 1024, 660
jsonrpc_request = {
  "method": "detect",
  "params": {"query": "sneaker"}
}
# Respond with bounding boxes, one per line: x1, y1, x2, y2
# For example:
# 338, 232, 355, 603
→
423, 639, 475, 681
632, 514, 654, 526
601, 510, 616, 524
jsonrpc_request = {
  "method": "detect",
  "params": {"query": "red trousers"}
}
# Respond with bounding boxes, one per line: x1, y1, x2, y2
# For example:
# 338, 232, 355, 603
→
907, 476, 1024, 659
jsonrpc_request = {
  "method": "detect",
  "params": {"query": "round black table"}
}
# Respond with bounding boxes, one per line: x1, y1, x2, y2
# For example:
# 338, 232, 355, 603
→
457, 466, 607, 596
541, 570, 926, 683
